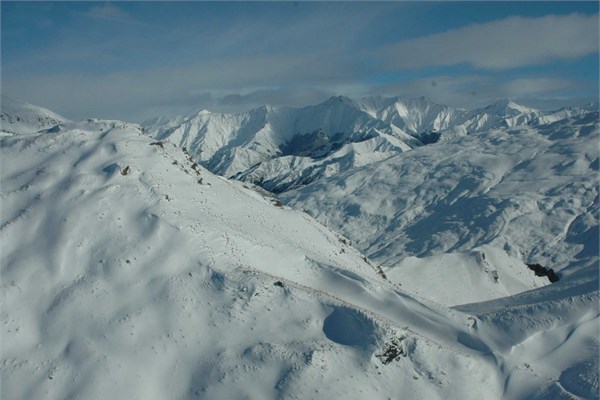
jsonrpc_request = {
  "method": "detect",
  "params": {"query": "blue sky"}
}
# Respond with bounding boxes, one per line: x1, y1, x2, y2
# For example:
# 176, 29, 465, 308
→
2, 1, 598, 121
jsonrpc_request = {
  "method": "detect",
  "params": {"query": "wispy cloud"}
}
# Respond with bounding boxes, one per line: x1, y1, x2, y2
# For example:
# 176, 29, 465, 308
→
499, 78, 574, 98
83, 2, 146, 26
87, 3, 130, 21
0, 58, 349, 121
368, 76, 587, 110
5, 68, 588, 122
217, 87, 333, 110
382, 13, 599, 70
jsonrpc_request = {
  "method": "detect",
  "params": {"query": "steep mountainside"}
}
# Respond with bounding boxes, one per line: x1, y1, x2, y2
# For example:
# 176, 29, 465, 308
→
282, 113, 599, 306
357, 95, 468, 142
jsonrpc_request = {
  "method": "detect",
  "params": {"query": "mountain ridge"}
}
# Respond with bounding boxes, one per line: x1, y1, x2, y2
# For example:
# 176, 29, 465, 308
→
143, 95, 597, 193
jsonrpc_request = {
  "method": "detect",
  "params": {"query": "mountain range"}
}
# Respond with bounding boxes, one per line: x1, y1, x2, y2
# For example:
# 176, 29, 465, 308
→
144, 95, 597, 193
1, 95, 598, 399
283, 111, 599, 306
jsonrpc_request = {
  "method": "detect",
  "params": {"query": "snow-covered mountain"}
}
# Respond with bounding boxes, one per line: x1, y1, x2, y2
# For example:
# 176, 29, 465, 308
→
282, 112, 599, 306
143, 96, 421, 192
439, 99, 598, 139
144, 96, 597, 193
1, 99, 598, 399
357, 95, 469, 142
0, 96, 70, 135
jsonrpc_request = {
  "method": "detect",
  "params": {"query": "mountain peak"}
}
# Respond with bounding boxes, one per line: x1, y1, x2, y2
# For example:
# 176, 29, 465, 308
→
484, 99, 536, 115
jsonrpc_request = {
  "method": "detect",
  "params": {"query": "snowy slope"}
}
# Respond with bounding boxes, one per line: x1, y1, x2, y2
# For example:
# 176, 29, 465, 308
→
0, 96, 70, 135
282, 112, 599, 306
234, 134, 410, 193
456, 268, 599, 400
2, 101, 598, 399
0, 115, 509, 399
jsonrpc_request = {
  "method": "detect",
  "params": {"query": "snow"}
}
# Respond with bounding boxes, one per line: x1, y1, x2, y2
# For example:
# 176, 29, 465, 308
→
456, 267, 599, 399
357, 95, 469, 138
0, 96, 70, 135
144, 95, 595, 193
235, 134, 410, 193
143, 95, 424, 190
387, 247, 544, 307
0, 116, 493, 399
282, 112, 599, 307
1, 98, 598, 399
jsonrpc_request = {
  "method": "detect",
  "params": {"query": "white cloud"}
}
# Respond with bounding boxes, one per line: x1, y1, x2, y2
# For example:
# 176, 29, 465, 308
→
368, 76, 588, 110
499, 78, 573, 97
85, 3, 142, 25
87, 3, 131, 21
0, 54, 352, 121
5, 70, 589, 122
383, 13, 599, 70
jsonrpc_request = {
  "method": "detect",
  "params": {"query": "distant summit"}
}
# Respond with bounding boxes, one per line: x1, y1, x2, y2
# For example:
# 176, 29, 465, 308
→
480, 99, 537, 116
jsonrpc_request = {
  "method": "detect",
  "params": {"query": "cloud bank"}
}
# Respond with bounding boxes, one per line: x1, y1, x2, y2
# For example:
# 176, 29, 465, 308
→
383, 13, 599, 70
